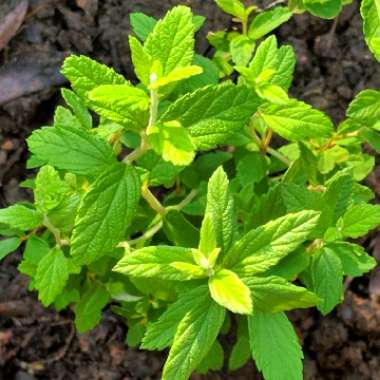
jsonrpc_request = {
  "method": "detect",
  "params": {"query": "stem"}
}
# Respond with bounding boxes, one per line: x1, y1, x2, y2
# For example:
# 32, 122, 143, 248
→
141, 182, 165, 215
241, 17, 248, 36
123, 131, 149, 164
43, 216, 69, 247
166, 189, 198, 212
267, 147, 290, 165
124, 219, 164, 246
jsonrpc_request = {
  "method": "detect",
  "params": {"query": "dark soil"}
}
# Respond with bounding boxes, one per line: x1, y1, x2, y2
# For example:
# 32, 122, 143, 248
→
0, 1, 379, 379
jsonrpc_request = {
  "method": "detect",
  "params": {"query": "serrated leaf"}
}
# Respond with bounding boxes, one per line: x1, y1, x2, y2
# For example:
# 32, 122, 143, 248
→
114, 246, 205, 281
236, 152, 267, 186
0, 204, 42, 231
126, 323, 146, 348
130, 12, 157, 41
0, 237, 21, 261
361, 0, 380, 61
272, 45, 296, 91
75, 283, 110, 333
150, 65, 203, 90
129, 35, 152, 86
61, 88, 92, 129
61, 55, 127, 99
341, 203, 380, 238
215, 0, 246, 18
199, 213, 217, 255
209, 269, 252, 314
142, 285, 209, 350
28, 126, 116, 176
304, 0, 342, 19
249, 312, 303, 380
160, 84, 260, 149
230, 36, 255, 67
162, 293, 225, 380
347, 89, 380, 123
243, 275, 319, 313
258, 99, 334, 141
248, 7, 292, 40
145, 6, 195, 76
225, 211, 320, 275
71, 163, 140, 265
88, 84, 149, 131
35, 247, 69, 306
54, 106, 81, 129
147, 121, 196, 166
18, 236, 50, 277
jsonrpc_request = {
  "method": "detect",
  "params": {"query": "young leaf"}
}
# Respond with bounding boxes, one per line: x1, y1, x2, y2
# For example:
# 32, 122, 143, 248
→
225, 211, 320, 275
159, 84, 260, 149
61, 55, 127, 99
162, 293, 225, 380
75, 283, 110, 333
35, 247, 69, 306
347, 89, 380, 123
145, 6, 195, 75
147, 121, 196, 166
272, 45, 296, 91
248, 312, 303, 380
248, 7, 292, 40
18, 236, 50, 277
0, 204, 42, 231
361, 0, 380, 61
230, 36, 255, 67
61, 88, 92, 129
28, 126, 116, 176
214, 0, 246, 19
130, 12, 157, 41
150, 65, 203, 90
129, 35, 152, 86
114, 245, 206, 281
199, 213, 217, 256
258, 99, 334, 141
71, 163, 140, 265
209, 269, 252, 314
0, 237, 21, 261
341, 203, 380, 238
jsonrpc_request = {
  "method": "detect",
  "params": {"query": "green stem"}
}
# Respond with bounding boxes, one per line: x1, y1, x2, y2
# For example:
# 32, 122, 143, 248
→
166, 189, 198, 212
125, 219, 164, 246
267, 147, 290, 166
43, 216, 69, 247
141, 182, 166, 215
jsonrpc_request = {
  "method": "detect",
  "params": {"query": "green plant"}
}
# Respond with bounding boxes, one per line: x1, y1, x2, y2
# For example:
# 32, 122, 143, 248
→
1, 3, 380, 380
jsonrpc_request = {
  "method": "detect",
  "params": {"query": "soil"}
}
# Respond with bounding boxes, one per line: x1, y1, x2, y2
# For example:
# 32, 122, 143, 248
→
0, 0, 380, 379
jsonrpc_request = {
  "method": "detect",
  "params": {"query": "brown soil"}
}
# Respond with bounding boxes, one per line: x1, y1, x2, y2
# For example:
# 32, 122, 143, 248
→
0, 1, 380, 379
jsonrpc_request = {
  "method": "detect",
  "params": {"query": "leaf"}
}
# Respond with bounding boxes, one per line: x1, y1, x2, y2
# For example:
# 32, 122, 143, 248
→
71, 163, 140, 265
304, 0, 342, 19
205, 166, 236, 252
199, 213, 217, 255
18, 236, 50, 277
114, 245, 206, 281
147, 121, 196, 166
0, 237, 21, 261
272, 45, 296, 91
214, 0, 246, 18
236, 152, 267, 186
145, 6, 195, 75
130, 12, 157, 41
361, 0, 380, 61
142, 285, 209, 350
329, 242, 376, 277
248, 7, 293, 40
209, 269, 252, 314
243, 276, 320, 313
341, 203, 380, 238
160, 83, 260, 149
230, 36, 255, 67
61, 55, 127, 99
162, 293, 225, 380
225, 211, 320, 275
307, 247, 343, 315
75, 283, 110, 333
35, 247, 69, 306
197, 340, 224, 374
88, 84, 149, 131
258, 99, 334, 141
129, 35, 152, 86
27, 126, 116, 176
61, 88, 92, 129
0, 204, 42, 231
54, 106, 82, 129
229, 335, 251, 371
248, 312, 303, 380
126, 323, 146, 348
150, 65, 203, 89
347, 89, 380, 123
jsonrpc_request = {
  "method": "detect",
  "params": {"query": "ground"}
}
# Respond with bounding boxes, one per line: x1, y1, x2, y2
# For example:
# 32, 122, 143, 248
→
0, 0, 380, 379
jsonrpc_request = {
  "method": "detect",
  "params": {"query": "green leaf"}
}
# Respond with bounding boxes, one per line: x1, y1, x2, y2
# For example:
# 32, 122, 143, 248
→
75, 283, 110, 333
197, 340, 224, 374
258, 99, 334, 141
160, 84, 260, 149
341, 203, 380, 238
215, 0, 246, 18
229, 334, 251, 371
209, 269, 252, 314
0, 204, 42, 231
243, 275, 320, 313
236, 152, 267, 186
18, 236, 50, 277
150, 65, 203, 89
28, 126, 116, 176
147, 121, 196, 166
0, 237, 21, 261
304, 0, 342, 19
114, 246, 205, 281
162, 293, 225, 380
199, 213, 217, 255
145, 6, 195, 76
307, 247, 343, 315
347, 89, 380, 123
61, 88, 92, 129
88, 84, 149, 130
272, 45, 296, 91
230, 36, 255, 67
61, 55, 127, 99
126, 323, 146, 348
71, 163, 140, 265
361, 0, 380, 61
205, 166, 236, 252
54, 106, 81, 129
249, 312, 303, 380
35, 247, 69, 306
328, 242, 376, 277
362, 128, 380, 153
225, 211, 320, 275
143, 285, 210, 350
130, 12, 157, 41
129, 35, 152, 86
248, 7, 292, 40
